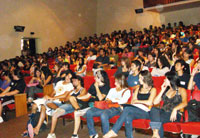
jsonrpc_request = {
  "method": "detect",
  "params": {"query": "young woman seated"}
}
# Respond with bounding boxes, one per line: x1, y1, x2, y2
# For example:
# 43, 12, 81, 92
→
149, 71, 187, 138
86, 74, 131, 138
104, 70, 156, 138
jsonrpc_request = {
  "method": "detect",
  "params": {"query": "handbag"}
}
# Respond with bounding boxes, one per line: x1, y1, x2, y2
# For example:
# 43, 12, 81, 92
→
94, 88, 129, 109
94, 101, 109, 110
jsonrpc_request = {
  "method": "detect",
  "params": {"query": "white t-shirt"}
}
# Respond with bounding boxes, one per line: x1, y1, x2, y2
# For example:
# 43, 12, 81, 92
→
54, 81, 74, 96
106, 88, 131, 104
87, 55, 97, 61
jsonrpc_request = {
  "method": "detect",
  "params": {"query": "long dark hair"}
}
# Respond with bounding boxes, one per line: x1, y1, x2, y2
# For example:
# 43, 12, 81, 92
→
78, 58, 85, 71
165, 71, 180, 90
96, 70, 110, 87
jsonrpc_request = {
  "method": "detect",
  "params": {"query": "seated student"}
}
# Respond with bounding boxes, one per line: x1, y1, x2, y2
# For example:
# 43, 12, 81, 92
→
104, 70, 156, 138
86, 49, 97, 62
188, 59, 200, 90
0, 69, 26, 123
144, 52, 156, 68
47, 75, 85, 138
149, 72, 187, 138
109, 48, 119, 68
75, 57, 87, 77
151, 56, 170, 76
174, 59, 190, 89
127, 60, 141, 88
183, 48, 195, 67
70, 70, 110, 138
86, 74, 131, 138
0, 71, 11, 93
27, 67, 52, 103
114, 57, 130, 78
53, 62, 73, 85
23, 71, 74, 137
93, 48, 110, 69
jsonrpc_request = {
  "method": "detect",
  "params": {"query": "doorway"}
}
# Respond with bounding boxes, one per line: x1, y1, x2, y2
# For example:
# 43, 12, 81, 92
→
21, 38, 36, 56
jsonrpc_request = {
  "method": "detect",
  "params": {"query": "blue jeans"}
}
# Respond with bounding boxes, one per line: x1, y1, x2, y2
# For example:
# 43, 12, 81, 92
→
149, 107, 181, 138
86, 107, 122, 136
57, 103, 75, 115
112, 106, 150, 138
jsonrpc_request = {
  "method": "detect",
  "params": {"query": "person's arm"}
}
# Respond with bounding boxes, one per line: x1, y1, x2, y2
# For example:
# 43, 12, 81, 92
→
170, 87, 187, 122
132, 88, 157, 106
131, 86, 139, 104
151, 67, 170, 76
187, 67, 198, 90
76, 65, 86, 74
0, 86, 11, 95
56, 67, 64, 77
95, 82, 107, 101
0, 89, 19, 97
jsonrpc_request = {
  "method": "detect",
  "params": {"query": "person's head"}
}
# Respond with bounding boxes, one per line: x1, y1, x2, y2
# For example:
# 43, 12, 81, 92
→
131, 60, 141, 72
183, 48, 192, 59
63, 62, 70, 70
54, 63, 61, 72
12, 69, 23, 80
157, 56, 170, 69
111, 48, 117, 55
79, 58, 85, 66
34, 67, 41, 77
115, 74, 128, 89
153, 47, 161, 57
94, 70, 109, 86
164, 71, 180, 90
99, 48, 106, 56
121, 57, 130, 68
139, 70, 154, 87
138, 49, 144, 57
1, 71, 11, 80
175, 59, 186, 72
64, 70, 73, 83
147, 53, 155, 62
72, 75, 84, 88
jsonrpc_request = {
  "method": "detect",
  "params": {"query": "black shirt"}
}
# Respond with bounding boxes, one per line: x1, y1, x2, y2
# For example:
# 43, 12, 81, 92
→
9, 79, 26, 99
96, 56, 110, 65
178, 73, 190, 89
88, 83, 110, 102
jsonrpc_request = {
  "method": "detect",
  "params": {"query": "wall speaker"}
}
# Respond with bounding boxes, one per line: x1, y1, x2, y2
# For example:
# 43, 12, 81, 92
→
135, 8, 143, 14
14, 26, 25, 32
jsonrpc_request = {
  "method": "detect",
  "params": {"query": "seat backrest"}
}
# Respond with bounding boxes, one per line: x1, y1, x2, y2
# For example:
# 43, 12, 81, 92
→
86, 60, 95, 71
83, 76, 95, 91
70, 64, 77, 72
24, 76, 32, 85
152, 76, 165, 94
109, 76, 115, 88
43, 84, 54, 96
192, 90, 200, 101
105, 69, 117, 78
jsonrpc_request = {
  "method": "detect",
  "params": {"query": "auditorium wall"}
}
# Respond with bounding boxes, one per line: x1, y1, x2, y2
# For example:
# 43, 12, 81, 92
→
0, 0, 97, 61
96, 0, 161, 34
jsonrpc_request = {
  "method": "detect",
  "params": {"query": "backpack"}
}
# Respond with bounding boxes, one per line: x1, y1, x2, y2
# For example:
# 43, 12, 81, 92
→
186, 99, 200, 122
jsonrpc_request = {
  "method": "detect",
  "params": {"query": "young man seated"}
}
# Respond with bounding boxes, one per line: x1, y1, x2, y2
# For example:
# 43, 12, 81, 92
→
23, 70, 74, 136
47, 75, 86, 138
0, 69, 26, 123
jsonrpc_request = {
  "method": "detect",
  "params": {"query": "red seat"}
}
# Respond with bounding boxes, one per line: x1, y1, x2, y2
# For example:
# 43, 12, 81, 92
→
70, 64, 77, 72
132, 119, 150, 129
105, 69, 117, 78
83, 76, 95, 91
35, 93, 44, 98
152, 76, 165, 94
24, 76, 32, 85
109, 76, 115, 88
86, 60, 95, 71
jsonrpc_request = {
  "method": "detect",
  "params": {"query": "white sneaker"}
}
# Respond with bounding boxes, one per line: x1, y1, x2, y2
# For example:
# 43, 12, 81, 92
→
47, 133, 56, 138
71, 134, 79, 138
0, 116, 4, 123
92, 134, 98, 138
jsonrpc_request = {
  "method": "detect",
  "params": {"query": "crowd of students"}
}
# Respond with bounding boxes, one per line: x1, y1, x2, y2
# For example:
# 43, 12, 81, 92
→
0, 21, 200, 138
